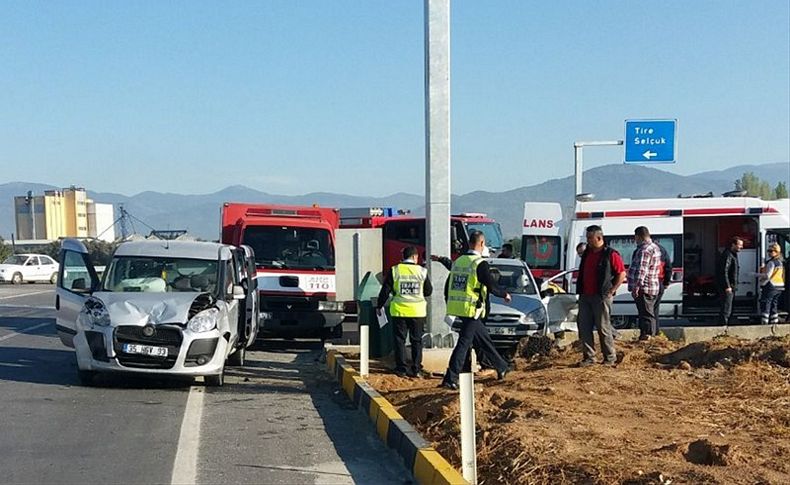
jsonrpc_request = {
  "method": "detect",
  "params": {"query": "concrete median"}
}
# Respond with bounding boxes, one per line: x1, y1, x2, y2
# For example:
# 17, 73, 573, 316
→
325, 349, 468, 485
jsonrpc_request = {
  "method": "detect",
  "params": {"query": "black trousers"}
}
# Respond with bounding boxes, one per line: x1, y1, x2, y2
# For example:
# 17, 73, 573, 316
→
392, 317, 425, 373
634, 293, 658, 337
443, 317, 508, 385
719, 290, 734, 325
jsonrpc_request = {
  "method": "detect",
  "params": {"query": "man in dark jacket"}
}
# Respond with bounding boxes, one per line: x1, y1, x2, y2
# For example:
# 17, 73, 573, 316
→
716, 236, 743, 325
577, 225, 627, 366
654, 242, 673, 324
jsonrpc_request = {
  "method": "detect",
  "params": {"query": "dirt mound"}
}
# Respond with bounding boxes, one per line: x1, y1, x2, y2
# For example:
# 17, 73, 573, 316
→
657, 335, 790, 368
682, 439, 745, 467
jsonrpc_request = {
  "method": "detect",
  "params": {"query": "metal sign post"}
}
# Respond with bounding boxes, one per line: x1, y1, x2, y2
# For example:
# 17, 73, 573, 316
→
459, 349, 478, 484
573, 140, 624, 196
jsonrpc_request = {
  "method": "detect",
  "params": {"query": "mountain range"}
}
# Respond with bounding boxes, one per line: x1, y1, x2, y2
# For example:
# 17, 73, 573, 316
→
1, 162, 787, 241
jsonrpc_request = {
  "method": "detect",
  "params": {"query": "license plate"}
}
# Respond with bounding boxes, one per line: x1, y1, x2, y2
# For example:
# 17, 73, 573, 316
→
489, 326, 516, 336
122, 343, 168, 358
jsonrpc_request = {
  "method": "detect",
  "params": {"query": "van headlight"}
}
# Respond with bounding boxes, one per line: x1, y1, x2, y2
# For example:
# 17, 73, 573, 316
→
519, 308, 547, 325
187, 308, 219, 333
77, 298, 111, 329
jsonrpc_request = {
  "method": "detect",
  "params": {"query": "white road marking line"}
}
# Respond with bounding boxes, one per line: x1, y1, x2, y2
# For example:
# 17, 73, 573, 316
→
0, 322, 52, 342
0, 304, 54, 309
0, 290, 54, 301
171, 385, 205, 485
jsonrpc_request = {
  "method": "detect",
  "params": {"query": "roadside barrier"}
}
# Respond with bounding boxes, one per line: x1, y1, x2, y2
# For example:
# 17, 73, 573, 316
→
325, 349, 468, 485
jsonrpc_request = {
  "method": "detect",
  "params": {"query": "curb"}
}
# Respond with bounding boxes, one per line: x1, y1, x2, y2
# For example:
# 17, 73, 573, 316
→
326, 349, 468, 485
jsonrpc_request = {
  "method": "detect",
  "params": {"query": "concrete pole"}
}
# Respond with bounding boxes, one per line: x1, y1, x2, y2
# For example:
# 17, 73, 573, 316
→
424, 0, 452, 344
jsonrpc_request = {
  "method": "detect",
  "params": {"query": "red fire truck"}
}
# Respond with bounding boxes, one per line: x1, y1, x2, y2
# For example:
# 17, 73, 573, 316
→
220, 203, 345, 339
339, 208, 505, 271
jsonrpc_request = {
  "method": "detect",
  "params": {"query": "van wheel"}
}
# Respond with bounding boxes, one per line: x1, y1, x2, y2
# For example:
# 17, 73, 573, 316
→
50, 272, 58, 284
228, 346, 245, 367
205, 370, 224, 387
78, 370, 97, 386
11, 273, 23, 285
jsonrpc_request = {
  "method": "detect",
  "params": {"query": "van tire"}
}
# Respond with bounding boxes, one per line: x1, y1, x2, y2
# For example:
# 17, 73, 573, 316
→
228, 346, 245, 367
11, 273, 23, 285
205, 370, 224, 387
78, 370, 96, 386
611, 315, 637, 330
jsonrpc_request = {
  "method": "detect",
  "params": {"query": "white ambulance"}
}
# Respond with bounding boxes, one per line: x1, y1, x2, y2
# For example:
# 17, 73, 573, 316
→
525, 196, 790, 327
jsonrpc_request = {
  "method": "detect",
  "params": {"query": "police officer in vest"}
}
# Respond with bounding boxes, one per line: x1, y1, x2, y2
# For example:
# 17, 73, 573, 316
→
440, 231, 512, 390
376, 246, 433, 378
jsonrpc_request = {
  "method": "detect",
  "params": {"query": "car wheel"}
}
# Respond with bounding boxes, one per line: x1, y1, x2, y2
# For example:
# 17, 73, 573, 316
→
50, 272, 58, 285
228, 346, 245, 367
611, 315, 636, 330
205, 370, 224, 387
11, 273, 23, 285
77, 370, 97, 386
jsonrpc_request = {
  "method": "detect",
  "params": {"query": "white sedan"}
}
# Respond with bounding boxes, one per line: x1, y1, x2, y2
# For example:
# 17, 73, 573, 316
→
0, 254, 60, 284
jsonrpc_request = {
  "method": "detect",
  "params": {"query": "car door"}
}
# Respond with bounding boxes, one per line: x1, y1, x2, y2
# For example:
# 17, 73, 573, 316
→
22, 256, 38, 281
241, 245, 259, 346
56, 240, 100, 347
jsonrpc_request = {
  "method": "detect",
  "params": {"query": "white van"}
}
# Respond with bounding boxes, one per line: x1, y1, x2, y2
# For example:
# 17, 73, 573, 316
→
55, 239, 259, 386
526, 197, 790, 326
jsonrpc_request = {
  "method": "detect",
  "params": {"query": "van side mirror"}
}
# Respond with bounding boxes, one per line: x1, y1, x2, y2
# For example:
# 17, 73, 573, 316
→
540, 288, 555, 299
231, 285, 246, 300
72, 278, 87, 291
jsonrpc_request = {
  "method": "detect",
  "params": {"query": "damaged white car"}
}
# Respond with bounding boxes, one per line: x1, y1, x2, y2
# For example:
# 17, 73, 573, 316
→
55, 239, 258, 386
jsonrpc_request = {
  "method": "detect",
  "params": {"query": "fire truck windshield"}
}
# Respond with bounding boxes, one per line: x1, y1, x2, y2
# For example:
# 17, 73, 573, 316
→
465, 222, 504, 249
243, 226, 334, 270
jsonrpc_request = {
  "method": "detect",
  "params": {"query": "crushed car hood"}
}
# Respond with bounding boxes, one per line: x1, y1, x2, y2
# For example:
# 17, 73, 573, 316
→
490, 294, 543, 317
93, 292, 211, 325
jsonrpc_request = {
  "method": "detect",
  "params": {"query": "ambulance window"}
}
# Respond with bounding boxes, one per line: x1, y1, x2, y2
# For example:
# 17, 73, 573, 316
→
521, 236, 561, 270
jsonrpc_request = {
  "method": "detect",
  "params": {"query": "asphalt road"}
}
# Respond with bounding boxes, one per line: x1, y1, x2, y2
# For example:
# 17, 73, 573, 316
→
0, 284, 410, 485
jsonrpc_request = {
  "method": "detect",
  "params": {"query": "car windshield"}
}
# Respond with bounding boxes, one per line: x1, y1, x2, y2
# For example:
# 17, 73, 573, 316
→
243, 226, 335, 270
3, 255, 29, 265
102, 256, 219, 293
466, 222, 504, 250
488, 263, 537, 295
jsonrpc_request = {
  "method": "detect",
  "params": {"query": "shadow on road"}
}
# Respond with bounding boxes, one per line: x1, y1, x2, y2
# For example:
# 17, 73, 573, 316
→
221, 339, 409, 484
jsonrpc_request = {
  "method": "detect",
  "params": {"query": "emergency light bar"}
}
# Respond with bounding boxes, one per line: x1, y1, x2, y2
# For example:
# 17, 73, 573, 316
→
245, 207, 323, 218
454, 212, 488, 218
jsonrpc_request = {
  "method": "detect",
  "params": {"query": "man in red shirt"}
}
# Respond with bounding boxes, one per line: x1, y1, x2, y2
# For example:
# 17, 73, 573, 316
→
576, 225, 627, 366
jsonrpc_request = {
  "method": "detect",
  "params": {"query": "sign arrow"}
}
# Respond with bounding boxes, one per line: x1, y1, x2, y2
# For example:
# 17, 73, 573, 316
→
642, 150, 657, 160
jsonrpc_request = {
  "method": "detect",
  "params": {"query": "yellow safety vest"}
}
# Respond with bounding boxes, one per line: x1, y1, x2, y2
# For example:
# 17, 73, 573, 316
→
446, 254, 487, 319
768, 260, 785, 286
389, 263, 428, 318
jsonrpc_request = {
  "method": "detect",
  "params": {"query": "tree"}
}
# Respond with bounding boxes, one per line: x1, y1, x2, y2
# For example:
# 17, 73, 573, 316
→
734, 172, 784, 200
506, 237, 522, 257
0, 237, 12, 263
775, 181, 788, 199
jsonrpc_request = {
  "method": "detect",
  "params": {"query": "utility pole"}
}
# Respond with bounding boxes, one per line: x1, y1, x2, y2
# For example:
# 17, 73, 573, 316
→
424, 0, 452, 345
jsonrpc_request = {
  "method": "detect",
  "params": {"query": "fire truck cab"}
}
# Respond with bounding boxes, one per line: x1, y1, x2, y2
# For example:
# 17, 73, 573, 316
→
220, 203, 345, 339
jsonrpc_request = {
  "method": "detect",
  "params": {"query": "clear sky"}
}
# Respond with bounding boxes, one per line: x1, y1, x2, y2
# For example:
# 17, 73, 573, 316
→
1, 1, 788, 196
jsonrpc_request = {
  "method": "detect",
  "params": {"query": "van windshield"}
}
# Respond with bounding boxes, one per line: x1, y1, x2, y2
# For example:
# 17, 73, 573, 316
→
243, 226, 335, 270
102, 257, 219, 293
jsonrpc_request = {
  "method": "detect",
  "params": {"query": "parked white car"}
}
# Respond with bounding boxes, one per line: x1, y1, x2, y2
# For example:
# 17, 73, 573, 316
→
55, 239, 259, 386
0, 254, 59, 284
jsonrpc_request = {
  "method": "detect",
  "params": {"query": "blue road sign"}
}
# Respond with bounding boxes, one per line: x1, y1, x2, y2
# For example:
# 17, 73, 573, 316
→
624, 119, 677, 164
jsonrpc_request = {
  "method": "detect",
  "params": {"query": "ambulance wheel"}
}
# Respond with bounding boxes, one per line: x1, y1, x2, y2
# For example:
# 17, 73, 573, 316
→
611, 315, 636, 330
